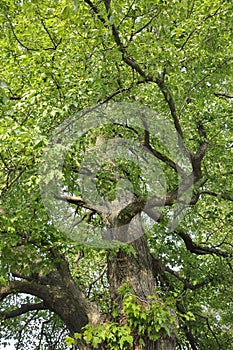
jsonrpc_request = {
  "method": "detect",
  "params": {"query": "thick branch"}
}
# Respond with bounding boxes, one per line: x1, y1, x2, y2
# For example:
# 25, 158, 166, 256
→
122, 56, 153, 80
191, 132, 208, 181
176, 229, 231, 257
0, 302, 46, 319
117, 198, 145, 225
183, 326, 198, 350
0, 271, 100, 334
0, 280, 49, 302
142, 125, 180, 173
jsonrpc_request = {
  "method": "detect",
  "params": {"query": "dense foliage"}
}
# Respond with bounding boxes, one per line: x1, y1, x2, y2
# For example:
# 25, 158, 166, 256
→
0, 0, 232, 349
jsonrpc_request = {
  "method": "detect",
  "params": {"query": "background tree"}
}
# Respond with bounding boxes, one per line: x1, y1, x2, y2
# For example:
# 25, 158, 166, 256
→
0, 0, 232, 349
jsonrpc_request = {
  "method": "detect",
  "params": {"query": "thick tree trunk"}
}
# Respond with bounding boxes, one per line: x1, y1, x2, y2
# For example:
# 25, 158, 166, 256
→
107, 217, 176, 350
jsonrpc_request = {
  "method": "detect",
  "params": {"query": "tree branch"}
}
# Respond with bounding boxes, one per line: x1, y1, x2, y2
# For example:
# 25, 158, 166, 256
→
0, 302, 47, 319
85, 0, 192, 167
99, 79, 150, 105
165, 266, 213, 290
141, 120, 180, 173
87, 264, 107, 298
117, 198, 145, 225
190, 188, 233, 204
180, 5, 226, 51
84, 0, 106, 23
0, 280, 50, 302
53, 194, 100, 213
7, 18, 37, 51
193, 312, 222, 348
40, 19, 61, 50
175, 229, 231, 257
200, 190, 233, 202
214, 92, 233, 99
183, 326, 198, 350
151, 256, 213, 290
6, 14, 61, 51
155, 73, 184, 140
130, 11, 161, 39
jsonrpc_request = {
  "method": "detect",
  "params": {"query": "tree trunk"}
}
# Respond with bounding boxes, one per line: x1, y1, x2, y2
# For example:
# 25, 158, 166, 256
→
106, 216, 176, 350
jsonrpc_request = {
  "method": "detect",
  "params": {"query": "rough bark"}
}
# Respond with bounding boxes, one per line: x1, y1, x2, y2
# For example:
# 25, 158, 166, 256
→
107, 216, 176, 350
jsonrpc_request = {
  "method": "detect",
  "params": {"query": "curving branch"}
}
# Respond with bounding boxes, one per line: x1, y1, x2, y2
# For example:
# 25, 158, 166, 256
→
175, 229, 231, 257
99, 78, 151, 105
6, 14, 61, 51
214, 92, 233, 99
0, 280, 50, 302
0, 265, 101, 333
151, 256, 213, 291
7, 18, 37, 51
117, 198, 145, 225
193, 312, 222, 349
53, 194, 100, 213
141, 120, 180, 174
130, 11, 161, 39
0, 302, 47, 319
1, 164, 27, 196
86, 264, 107, 298
200, 190, 233, 202
164, 266, 213, 291
190, 188, 233, 204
